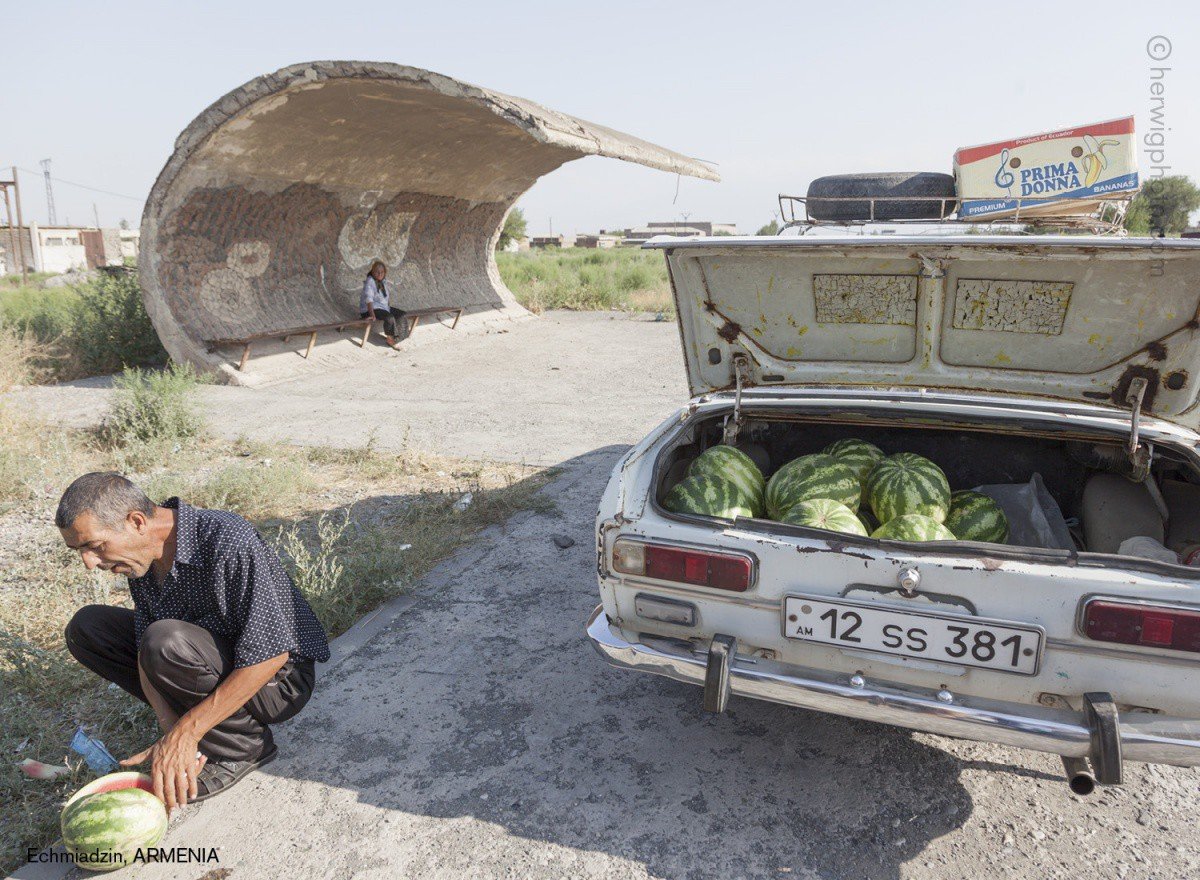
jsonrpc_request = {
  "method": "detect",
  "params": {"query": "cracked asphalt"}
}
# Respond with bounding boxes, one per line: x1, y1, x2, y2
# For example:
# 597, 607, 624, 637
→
15, 312, 1199, 880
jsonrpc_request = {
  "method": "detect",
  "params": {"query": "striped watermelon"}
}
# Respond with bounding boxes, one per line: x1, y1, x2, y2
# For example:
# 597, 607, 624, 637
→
780, 499, 868, 536
871, 514, 956, 542
865, 453, 951, 524
61, 773, 166, 872
946, 490, 1009, 543
823, 438, 885, 487
688, 445, 765, 516
663, 473, 756, 520
763, 456, 859, 518
767, 454, 836, 516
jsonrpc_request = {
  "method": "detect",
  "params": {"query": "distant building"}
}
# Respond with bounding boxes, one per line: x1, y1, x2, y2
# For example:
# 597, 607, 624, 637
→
0, 223, 135, 275
620, 226, 706, 246
574, 234, 619, 249
646, 220, 738, 236
530, 234, 571, 249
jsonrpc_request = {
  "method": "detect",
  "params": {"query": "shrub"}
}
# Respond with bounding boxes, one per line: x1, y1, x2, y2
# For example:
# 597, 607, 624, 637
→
0, 271, 165, 381
70, 272, 166, 377
105, 363, 204, 468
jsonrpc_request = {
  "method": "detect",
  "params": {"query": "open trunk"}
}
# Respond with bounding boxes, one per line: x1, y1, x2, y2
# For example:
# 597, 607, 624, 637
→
655, 405, 1200, 567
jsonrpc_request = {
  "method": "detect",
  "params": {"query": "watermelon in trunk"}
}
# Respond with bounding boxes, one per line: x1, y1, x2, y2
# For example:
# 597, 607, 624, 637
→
61, 772, 166, 872
822, 438, 885, 487
663, 473, 756, 520
865, 453, 951, 524
871, 514, 956, 542
780, 499, 868, 537
767, 458, 861, 519
688, 445, 765, 516
945, 490, 1009, 543
766, 453, 837, 516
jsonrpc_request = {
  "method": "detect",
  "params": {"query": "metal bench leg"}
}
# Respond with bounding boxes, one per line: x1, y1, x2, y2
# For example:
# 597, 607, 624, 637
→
451, 309, 462, 329
238, 343, 252, 371
360, 322, 372, 347
304, 331, 317, 359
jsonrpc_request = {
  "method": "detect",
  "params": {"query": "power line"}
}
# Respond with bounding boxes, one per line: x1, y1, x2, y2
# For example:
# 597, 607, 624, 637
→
15, 165, 143, 202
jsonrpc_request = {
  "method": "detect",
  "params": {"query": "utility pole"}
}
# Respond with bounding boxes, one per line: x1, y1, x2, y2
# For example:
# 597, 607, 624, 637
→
0, 166, 29, 283
41, 158, 57, 225
92, 202, 100, 228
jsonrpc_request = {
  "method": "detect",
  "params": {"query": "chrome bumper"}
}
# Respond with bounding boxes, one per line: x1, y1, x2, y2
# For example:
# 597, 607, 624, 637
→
586, 606, 1200, 768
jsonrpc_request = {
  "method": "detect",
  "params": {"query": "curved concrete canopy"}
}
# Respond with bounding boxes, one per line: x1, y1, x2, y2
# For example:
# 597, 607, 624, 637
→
140, 61, 718, 381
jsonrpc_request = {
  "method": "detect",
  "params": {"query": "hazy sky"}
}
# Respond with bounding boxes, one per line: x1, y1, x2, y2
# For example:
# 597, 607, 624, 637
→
4, 1, 1198, 235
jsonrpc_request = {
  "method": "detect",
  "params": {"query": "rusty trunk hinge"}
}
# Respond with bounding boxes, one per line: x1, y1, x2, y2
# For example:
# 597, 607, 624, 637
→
722, 353, 751, 446
1125, 376, 1152, 481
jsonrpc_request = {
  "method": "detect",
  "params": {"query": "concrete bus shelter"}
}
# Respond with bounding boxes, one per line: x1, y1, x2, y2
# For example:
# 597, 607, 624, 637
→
139, 61, 718, 383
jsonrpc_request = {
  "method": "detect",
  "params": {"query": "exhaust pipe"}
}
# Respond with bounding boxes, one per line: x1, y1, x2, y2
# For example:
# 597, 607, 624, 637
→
1062, 756, 1097, 795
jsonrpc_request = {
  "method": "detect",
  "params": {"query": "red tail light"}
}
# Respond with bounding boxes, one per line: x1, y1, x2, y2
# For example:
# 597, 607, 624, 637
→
612, 539, 753, 592
1083, 599, 1200, 653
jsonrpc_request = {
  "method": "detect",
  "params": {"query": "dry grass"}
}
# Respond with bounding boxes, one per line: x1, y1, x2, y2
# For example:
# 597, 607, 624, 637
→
0, 334, 557, 872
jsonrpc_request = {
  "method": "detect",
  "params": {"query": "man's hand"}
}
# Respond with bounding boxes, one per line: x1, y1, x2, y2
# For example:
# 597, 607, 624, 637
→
121, 728, 206, 811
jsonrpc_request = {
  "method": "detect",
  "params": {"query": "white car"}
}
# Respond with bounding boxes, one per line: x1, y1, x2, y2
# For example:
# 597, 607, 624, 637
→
588, 233, 1200, 793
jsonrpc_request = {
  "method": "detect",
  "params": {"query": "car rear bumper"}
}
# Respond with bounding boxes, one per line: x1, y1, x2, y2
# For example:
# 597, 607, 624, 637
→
586, 605, 1200, 768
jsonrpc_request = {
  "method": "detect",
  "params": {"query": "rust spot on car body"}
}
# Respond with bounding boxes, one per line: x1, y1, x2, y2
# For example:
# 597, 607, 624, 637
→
1112, 365, 1161, 410
1144, 341, 1168, 361
718, 321, 742, 343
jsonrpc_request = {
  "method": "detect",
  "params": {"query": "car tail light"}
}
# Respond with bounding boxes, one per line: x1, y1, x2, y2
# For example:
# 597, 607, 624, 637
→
611, 538, 753, 592
1083, 599, 1200, 653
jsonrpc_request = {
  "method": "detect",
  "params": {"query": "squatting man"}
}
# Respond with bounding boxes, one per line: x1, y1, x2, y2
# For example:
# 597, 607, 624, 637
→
58, 472, 330, 810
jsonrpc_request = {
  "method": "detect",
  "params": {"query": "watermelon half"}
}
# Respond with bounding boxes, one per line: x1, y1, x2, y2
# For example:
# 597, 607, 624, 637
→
62, 772, 165, 873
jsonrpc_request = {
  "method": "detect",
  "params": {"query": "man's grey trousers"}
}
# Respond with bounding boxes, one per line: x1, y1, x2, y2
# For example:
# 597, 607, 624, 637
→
66, 605, 315, 762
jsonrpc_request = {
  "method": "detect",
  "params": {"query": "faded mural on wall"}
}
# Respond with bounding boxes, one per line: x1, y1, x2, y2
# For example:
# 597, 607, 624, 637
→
158, 182, 507, 341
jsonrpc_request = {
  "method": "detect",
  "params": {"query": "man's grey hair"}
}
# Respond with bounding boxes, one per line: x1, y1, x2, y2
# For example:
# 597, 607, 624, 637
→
55, 472, 156, 529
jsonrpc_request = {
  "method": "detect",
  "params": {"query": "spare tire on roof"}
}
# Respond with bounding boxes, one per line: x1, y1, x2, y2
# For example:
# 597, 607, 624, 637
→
806, 172, 957, 222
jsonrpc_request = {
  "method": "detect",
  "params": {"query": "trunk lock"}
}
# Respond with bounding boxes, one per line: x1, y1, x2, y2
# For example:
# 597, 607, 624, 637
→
897, 567, 921, 597
721, 353, 752, 446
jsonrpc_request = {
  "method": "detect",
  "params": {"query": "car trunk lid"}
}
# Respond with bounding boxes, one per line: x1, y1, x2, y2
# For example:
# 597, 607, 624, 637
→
654, 235, 1200, 440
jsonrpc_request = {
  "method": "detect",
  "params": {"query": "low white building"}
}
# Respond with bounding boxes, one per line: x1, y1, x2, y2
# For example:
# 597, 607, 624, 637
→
0, 223, 132, 275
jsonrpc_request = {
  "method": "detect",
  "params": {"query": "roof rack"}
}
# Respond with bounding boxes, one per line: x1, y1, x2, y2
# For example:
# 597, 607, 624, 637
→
777, 193, 1134, 235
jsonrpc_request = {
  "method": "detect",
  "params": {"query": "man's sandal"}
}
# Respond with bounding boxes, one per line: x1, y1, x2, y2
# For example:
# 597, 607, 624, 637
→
191, 742, 278, 803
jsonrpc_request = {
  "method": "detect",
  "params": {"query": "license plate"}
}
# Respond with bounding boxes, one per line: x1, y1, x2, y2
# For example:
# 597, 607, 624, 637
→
782, 595, 1043, 675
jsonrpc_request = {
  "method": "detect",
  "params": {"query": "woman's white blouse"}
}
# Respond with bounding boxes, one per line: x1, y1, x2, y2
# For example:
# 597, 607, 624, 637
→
360, 277, 393, 313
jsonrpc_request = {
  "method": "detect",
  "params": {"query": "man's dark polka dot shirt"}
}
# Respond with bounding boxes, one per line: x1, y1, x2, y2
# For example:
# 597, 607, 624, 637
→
128, 498, 330, 667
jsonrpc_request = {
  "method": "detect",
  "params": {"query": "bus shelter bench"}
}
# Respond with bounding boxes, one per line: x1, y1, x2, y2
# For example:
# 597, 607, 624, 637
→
403, 306, 464, 334
205, 318, 374, 371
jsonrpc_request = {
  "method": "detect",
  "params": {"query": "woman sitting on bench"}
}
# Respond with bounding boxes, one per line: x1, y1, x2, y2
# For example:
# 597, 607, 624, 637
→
360, 260, 406, 348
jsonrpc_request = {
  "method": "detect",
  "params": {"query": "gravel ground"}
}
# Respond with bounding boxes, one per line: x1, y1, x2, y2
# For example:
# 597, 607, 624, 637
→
6, 312, 689, 465
7, 311, 1200, 879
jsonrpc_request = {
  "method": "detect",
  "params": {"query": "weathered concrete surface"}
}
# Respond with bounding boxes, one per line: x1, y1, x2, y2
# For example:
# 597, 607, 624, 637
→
139, 60, 717, 384
7, 312, 688, 464
122, 452, 1200, 880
